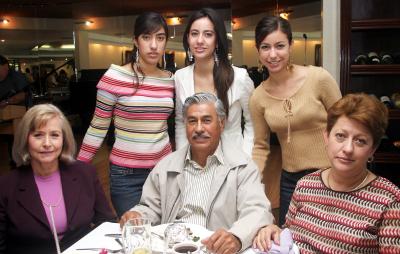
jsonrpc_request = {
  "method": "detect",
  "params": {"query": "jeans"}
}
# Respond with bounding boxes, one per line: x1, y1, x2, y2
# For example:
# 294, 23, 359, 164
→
279, 169, 317, 226
109, 164, 150, 218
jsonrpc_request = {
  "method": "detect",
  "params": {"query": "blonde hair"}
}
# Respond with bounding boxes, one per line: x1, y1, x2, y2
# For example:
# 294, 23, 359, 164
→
12, 103, 76, 166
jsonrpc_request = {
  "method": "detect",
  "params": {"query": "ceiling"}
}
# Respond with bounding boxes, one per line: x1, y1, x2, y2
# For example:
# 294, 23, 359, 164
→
0, 0, 230, 18
0, 0, 321, 59
232, 0, 318, 17
1, 0, 318, 18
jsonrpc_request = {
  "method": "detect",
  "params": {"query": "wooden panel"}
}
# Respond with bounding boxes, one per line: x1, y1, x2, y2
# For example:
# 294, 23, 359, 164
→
340, 0, 352, 93
351, 65, 400, 75
352, 19, 400, 30
0, 105, 26, 121
375, 151, 400, 163
351, 0, 400, 20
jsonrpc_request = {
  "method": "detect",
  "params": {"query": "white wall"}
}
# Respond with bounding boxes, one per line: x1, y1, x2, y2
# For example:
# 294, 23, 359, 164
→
322, 0, 340, 82
240, 38, 321, 68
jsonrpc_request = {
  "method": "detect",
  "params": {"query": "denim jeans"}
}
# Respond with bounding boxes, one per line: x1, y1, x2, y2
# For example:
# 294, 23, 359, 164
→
279, 169, 317, 226
109, 164, 150, 218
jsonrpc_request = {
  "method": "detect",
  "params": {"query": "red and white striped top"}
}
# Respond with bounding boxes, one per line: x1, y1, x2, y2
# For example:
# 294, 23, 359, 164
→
286, 170, 400, 254
78, 64, 174, 169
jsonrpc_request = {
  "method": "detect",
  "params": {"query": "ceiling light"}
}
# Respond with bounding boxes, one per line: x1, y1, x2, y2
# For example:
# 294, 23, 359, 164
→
166, 16, 186, 26
60, 44, 75, 49
1, 39, 4, 43
170, 26, 176, 39
75, 20, 93, 26
279, 12, 290, 20
0, 19, 10, 24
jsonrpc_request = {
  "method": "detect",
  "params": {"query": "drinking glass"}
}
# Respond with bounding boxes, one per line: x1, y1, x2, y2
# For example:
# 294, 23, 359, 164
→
122, 217, 152, 254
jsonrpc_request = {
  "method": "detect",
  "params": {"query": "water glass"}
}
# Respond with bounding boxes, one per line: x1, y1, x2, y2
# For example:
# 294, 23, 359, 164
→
122, 217, 152, 254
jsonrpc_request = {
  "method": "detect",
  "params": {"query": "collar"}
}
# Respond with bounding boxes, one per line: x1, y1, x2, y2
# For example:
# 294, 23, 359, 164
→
185, 142, 224, 168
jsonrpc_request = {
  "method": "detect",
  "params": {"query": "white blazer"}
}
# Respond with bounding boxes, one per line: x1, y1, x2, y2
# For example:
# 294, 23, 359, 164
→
174, 64, 254, 156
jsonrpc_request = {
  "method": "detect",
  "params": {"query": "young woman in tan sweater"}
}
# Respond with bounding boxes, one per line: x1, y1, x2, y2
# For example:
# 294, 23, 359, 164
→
249, 16, 342, 226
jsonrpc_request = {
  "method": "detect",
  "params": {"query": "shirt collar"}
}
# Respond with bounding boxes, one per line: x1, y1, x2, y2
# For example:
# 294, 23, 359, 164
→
185, 142, 224, 168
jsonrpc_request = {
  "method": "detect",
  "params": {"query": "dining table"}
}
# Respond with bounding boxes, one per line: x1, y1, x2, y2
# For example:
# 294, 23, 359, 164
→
62, 222, 263, 254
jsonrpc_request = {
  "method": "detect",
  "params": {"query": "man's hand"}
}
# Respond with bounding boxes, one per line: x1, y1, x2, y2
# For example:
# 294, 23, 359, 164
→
252, 224, 281, 252
119, 211, 142, 228
201, 229, 241, 254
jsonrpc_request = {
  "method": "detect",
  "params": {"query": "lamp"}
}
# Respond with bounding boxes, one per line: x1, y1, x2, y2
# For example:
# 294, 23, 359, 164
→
167, 17, 181, 26
74, 20, 93, 26
0, 19, 10, 24
85, 20, 93, 26
275, 0, 292, 20
170, 26, 176, 39
166, 15, 186, 39
279, 11, 291, 20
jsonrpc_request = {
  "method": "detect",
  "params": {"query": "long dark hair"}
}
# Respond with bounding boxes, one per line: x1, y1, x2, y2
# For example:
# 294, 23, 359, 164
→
130, 12, 168, 85
183, 8, 234, 116
255, 16, 292, 49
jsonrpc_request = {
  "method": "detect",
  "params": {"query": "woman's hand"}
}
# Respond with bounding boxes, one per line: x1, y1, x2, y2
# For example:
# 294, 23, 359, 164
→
253, 224, 282, 252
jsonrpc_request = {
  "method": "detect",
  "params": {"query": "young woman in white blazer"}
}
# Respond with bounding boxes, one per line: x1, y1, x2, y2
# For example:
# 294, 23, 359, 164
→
174, 8, 254, 156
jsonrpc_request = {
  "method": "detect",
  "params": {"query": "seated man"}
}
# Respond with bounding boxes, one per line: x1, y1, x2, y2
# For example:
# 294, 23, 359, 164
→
121, 92, 274, 253
0, 55, 30, 108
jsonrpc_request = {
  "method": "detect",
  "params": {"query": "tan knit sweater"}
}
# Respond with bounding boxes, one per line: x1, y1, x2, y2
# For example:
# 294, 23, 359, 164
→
250, 66, 342, 174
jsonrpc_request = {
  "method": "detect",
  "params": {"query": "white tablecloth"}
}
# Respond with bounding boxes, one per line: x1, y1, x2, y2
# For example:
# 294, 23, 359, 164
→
62, 222, 259, 254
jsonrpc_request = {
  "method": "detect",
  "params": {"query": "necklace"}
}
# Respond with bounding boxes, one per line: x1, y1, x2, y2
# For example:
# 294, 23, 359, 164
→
41, 195, 62, 208
327, 169, 369, 192
40, 195, 63, 254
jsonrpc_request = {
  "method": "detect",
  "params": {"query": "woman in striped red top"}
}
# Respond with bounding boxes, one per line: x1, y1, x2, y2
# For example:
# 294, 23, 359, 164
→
253, 93, 400, 253
77, 12, 174, 217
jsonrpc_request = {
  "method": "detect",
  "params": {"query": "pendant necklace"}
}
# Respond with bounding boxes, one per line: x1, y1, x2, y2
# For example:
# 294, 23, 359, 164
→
41, 195, 63, 254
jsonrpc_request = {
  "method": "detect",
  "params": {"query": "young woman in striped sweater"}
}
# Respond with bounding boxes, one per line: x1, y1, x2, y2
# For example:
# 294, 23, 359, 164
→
77, 12, 174, 217
253, 94, 400, 254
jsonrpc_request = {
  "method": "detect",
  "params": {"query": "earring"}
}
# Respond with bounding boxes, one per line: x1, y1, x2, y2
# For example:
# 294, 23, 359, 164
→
135, 49, 140, 62
367, 156, 374, 163
163, 53, 166, 69
187, 49, 193, 62
214, 48, 219, 67
286, 55, 293, 71
257, 60, 264, 73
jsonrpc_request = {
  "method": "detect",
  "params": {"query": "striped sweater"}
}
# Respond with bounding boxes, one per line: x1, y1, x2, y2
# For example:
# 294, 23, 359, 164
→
285, 170, 400, 254
77, 64, 174, 169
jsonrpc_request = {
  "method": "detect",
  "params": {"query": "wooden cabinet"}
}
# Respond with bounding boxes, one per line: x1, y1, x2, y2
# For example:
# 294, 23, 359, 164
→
340, 0, 400, 186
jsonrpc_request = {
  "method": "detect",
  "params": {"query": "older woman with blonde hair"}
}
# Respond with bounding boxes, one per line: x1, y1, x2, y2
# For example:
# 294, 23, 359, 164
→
253, 93, 400, 253
0, 104, 115, 254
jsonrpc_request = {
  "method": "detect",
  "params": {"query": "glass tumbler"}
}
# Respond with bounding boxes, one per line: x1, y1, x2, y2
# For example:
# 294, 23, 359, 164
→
122, 217, 152, 254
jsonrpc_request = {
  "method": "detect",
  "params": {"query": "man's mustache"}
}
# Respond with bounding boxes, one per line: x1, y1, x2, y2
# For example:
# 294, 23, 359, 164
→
192, 133, 211, 139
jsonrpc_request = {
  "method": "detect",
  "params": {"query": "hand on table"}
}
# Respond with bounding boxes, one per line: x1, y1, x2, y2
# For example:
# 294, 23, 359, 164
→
201, 229, 241, 254
252, 224, 281, 252
119, 211, 142, 228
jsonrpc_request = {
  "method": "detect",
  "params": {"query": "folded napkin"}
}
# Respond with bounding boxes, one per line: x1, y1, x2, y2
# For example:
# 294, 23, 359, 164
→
254, 228, 296, 254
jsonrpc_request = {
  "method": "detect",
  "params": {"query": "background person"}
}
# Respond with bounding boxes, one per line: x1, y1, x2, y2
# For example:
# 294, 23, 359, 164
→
175, 8, 254, 156
0, 55, 32, 167
77, 12, 174, 217
249, 16, 342, 225
253, 93, 400, 253
0, 104, 114, 254
0, 55, 30, 108
122, 93, 273, 254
